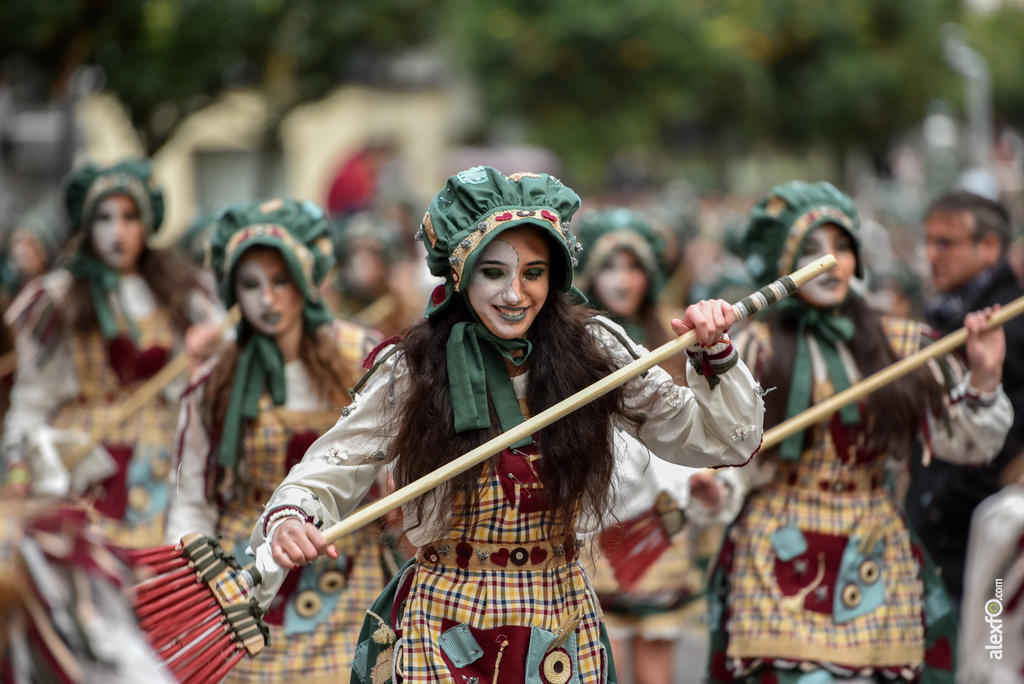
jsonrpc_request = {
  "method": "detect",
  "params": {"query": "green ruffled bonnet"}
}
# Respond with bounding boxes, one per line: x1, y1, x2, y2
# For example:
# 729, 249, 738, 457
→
415, 166, 584, 445
208, 197, 335, 472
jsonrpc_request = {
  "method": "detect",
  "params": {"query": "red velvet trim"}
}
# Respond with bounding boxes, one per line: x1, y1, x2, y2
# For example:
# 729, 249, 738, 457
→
106, 335, 170, 385
710, 649, 732, 681
431, 284, 447, 308
497, 444, 550, 513
363, 334, 404, 369
437, 618, 530, 683
924, 636, 953, 670
92, 444, 133, 520
707, 345, 735, 360
489, 548, 509, 567
773, 530, 848, 614
709, 436, 763, 470
286, 431, 320, 473
390, 568, 416, 628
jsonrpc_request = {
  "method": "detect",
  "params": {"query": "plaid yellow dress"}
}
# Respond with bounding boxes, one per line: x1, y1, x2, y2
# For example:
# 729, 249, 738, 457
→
353, 443, 613, 684
707, 318, 963, 683
205, 320, 390, 684
51, 310, 179, 549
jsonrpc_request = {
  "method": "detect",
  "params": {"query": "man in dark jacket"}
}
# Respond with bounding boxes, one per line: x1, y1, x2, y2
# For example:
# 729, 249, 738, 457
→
906, 190, 1024, 607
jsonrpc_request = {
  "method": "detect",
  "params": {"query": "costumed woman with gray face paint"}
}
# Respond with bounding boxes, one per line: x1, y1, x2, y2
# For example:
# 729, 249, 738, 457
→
2, 160, 221, 548
690, 182, 1013, 684
165, 198, 392, 683
246, 167, 765, 683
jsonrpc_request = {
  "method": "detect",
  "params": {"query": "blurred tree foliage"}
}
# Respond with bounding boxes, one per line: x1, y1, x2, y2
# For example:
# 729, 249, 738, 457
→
0, 0, 439, 152
964, 6, 1024, 132
444, 0, 967, 186
4, 0, 1024, 188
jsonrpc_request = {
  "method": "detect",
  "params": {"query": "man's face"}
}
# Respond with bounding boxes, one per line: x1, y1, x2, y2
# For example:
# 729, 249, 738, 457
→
925, 210, 998, 292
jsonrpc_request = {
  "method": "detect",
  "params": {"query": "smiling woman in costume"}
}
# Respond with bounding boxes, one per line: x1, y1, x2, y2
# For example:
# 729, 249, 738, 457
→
693, 181, 1012, 684
247, 167, 765, 683
165, 198, 391, 683
2, 159, 219, 548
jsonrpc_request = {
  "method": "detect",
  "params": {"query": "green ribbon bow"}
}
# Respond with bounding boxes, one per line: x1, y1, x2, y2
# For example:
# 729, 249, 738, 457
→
777, 297, 860, 461
447, 320, 534, 449
217, 328, 287, 470
67, 256, 139, 340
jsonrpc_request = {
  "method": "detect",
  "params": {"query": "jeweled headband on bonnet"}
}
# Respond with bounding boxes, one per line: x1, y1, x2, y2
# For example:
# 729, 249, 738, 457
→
416, 166, 583, 447
742, 180, 864, 461
208, 197, 335, 473
63, 159, 165, 340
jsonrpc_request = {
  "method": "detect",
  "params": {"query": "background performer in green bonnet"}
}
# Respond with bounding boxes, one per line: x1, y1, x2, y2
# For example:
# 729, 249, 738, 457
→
574, 207, 723, 684
691, 181, 1011, 684
573, 207, 688, 382
247, 166, 765, 683
166, 197, 393, 684
3, 159, 221, 548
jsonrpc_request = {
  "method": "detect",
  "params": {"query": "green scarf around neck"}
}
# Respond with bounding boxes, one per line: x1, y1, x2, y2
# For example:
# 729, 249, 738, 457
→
217, 300, 332, 471
776, 297, 860, 461
67, 256, 140, 341
447, 312, 534, 449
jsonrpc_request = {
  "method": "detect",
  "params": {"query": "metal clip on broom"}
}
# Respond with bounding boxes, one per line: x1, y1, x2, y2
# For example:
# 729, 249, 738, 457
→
130, 255, 837, 682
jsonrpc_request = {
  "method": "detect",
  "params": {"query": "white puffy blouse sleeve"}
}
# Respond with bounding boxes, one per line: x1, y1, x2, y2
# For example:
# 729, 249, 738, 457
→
588, 316, 765, 469
249, 343, 407, 549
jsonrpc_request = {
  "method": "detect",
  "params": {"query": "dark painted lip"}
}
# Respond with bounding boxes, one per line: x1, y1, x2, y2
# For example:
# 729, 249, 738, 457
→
494, 305, 528, 322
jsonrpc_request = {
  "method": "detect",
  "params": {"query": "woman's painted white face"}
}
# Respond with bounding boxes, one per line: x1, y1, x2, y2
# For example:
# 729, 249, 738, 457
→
593, 249, 649, 318
795, 223, 857, 309
234, 248, 305, 338
466, 225, 551, 339
90, 194, 145, 273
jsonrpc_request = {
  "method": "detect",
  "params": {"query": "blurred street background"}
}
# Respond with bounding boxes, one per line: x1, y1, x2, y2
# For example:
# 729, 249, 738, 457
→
4, 2, 1024, 681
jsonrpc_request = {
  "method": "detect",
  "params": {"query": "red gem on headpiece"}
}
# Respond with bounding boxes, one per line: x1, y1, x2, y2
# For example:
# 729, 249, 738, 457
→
541, 210, 557, 222
495, 211, 513, 222
431, 284, 446, 306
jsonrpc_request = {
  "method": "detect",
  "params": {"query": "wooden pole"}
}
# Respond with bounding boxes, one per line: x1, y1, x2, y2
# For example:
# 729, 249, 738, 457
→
319, 255, 838, 543
761, 293, 1024, 451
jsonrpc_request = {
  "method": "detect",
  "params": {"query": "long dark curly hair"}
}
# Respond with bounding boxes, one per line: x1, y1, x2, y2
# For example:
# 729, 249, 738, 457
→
391, 269, 647, 539
758, 295, 945, 459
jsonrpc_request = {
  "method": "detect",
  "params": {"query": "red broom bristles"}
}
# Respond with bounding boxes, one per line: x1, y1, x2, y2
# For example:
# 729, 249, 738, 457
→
136, 581, 208, 619
197, 648, 246, 684
144, 555, 191, 577
134, 567, 202, 607
153, 610, 222, 661
147, 599, 220, 651
170, 628, 234, 680
188, 643, 245, 684
129, 535, 269, 684
128, 544, 186, 564
135, 565, 194, 597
